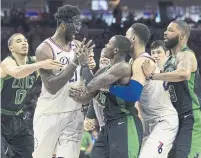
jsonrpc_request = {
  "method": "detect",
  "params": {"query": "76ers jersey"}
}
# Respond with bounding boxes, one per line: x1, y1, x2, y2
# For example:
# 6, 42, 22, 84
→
35, 38, 82, 115
138, 53, 178, 120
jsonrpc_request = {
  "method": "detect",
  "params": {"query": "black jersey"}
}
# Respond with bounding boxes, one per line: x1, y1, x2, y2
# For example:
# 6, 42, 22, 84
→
95, 65, 137, 120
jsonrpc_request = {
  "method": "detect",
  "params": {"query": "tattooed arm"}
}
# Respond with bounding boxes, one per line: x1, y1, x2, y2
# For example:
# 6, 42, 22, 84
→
69, 67, 108, 104
149, 51, 197, 82
35, 42, 78, 95
86, 62, 131, 93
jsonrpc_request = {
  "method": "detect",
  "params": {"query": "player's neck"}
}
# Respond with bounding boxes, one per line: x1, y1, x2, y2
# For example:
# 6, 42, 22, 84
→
133, 46, 145, 58
12, 53, 27, 65
112, 55, 125, 65
51, 31, 71, 50
171, 42, 187, 56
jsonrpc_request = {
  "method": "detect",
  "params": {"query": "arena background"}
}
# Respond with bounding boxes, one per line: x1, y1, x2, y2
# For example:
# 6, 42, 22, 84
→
1, 0, 201, 156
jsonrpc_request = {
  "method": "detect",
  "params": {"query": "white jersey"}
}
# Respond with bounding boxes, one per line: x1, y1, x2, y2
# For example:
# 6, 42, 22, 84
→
139, 53, 177, 120
35, 38, 82, 115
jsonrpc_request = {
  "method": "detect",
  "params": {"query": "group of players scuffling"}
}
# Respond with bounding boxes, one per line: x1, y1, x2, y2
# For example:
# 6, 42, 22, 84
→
1, 4, 201, 158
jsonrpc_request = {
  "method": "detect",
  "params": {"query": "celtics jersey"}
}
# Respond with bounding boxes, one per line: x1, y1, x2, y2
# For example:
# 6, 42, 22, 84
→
1, 56, 38, 112
164, 47, 201, 116
95, 66, 136, 120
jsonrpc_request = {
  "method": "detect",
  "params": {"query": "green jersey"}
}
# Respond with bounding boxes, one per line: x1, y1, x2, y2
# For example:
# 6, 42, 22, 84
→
1, 56, 38, 112
164, 47, 201, 116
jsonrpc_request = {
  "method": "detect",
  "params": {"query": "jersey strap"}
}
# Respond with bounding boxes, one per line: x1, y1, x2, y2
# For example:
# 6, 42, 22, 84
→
1, 108, 23, 115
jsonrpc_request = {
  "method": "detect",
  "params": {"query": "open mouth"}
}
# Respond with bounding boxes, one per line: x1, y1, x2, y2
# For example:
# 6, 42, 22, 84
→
22, 47, 28, 51
164, 36, 168, 43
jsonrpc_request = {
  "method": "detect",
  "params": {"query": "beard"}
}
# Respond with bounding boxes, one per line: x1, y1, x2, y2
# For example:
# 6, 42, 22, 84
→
65, 31, 74, 42
164, 35, 179, 49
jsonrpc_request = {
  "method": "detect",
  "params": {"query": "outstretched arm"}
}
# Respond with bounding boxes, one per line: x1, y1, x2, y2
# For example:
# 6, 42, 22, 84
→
109, 58, 149, 102
68, 67, 107, 104
69, 63, 131, 104
1, 56, 62, 79
143, 51, 196, 82
86, 62, 131, 93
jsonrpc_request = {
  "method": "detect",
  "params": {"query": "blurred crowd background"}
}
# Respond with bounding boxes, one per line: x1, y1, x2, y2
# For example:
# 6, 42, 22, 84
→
1, 0, 201, 157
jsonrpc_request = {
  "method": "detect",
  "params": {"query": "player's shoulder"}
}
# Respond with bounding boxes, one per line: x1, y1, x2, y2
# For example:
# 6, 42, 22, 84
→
1, 56, 16, 66
177, 49, 196, 59
133, 56, 151, 65
0, 63, 8, 78
35, 41, 53, 60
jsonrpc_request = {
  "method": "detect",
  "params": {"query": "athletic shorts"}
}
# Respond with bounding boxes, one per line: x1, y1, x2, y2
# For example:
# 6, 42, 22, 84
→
139, 114, 179, 158
33, 109, 84, 158
1, 113, 34, 158
91, 115, 143, 158
168, 109, 201, 158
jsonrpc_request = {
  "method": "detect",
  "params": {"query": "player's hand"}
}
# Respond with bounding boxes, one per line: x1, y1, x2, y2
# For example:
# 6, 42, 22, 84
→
84, 118, 96, 131
75, 38, 95, 66
40, 59, 63, 70
88, 56, 96, 70
69, 87, 84, 99
141, 59, 156, 78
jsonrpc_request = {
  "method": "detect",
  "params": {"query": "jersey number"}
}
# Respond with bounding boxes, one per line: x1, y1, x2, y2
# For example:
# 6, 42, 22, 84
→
98, 93, 106, 105
15, 89, 27, 105
163, 81, 177, 102
69, 70, 78, 83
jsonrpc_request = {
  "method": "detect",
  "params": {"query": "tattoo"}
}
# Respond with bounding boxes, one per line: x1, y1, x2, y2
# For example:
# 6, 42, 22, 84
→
36, 43, 77, 94
73, 91, 98, 105
86, 63, 131, 93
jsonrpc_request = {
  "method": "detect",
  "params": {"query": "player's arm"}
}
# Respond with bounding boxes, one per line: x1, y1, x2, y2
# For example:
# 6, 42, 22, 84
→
35, 43, 78, 95
149, 51, 195, 82
86, 62, 131, 93
69, 67, 108, 104
109, 58, 148, 102
0, 66, 7, 78
0, 57, 59, 79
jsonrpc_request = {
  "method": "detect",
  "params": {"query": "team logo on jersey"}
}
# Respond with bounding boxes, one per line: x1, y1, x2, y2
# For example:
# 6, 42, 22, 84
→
158, 141, 164, 154
60, 56, 70, 65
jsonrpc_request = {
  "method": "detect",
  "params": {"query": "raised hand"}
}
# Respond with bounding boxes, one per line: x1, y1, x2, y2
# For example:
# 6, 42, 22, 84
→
75, 38, 95, 67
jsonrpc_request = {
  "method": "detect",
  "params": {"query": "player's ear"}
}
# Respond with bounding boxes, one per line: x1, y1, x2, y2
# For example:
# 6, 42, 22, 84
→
60, 22, 66, 30
114, 48, 119, 54
132, 36, 136, 43
180, 32, 185, 40
9, 45, 14, 53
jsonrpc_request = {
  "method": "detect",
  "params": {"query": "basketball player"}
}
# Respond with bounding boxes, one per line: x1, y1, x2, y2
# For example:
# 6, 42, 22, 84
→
150, 40, 170, 70
33, 5, 96, 158
108, 23, 179, 157
142, 20, 201, 158
1, 33, 62, 158
69, 35, 143, 158
84, 49, 110, 131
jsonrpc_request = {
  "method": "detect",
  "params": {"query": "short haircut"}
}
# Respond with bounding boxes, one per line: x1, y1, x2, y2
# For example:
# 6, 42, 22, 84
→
151, 40, 167, 51
54, 5, 80, 27
131, 23, 150, 45
7, 33, 22, 48
114, 35, 132, 55
173, 20, 191, 38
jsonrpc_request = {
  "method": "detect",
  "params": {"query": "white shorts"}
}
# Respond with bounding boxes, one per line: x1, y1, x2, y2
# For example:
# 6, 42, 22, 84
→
139, 114, 179, 158
33, 109, 84, 158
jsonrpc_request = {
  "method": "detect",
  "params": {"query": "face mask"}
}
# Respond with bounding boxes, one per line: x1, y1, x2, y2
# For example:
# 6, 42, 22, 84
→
60, 15, 82, 41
